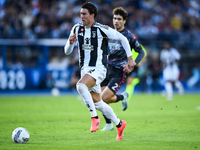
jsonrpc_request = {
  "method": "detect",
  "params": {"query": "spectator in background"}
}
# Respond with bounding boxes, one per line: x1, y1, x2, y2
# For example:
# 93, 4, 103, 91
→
11, 58, 23, 69
45, 73, 54, 89
0, 0, 200, 42
0, 53, 2, 69
146, 51, 162, 93
68, 56, 80, 90
137, 56, 148, 92
160, 42, 184, 100
187, 65, 200, 89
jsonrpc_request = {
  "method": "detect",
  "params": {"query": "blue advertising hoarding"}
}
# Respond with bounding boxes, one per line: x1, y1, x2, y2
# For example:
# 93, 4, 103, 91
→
0, 68, 72, 91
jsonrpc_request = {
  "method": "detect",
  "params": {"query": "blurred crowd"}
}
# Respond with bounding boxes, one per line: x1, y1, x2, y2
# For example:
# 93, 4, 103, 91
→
0, 0, 200, 42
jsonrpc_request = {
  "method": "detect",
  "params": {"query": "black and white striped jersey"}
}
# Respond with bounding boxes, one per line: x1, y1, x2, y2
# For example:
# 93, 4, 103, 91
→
160, 48, 181, 66
64, 21, 132, 68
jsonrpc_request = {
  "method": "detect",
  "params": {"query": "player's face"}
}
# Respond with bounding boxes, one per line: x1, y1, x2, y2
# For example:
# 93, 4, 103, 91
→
80, 8, 94, 28
164, 42, 170, 50
113, 15, 126, 31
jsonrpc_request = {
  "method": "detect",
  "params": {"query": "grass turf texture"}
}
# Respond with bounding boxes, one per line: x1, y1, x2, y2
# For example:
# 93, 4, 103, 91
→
0, 94, 200, 150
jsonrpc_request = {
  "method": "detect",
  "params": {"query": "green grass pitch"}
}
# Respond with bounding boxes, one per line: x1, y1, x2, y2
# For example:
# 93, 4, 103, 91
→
0, 94, 200, 150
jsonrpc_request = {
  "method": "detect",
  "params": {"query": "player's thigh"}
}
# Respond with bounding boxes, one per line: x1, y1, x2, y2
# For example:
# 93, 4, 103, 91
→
78, 74, 96, 88
101, 86, 107, 92
101, 77, 109, 88
107, 77, 124, 94
171, 66, 180, 80
80, 66, 106, 89
163, 67, 172, 81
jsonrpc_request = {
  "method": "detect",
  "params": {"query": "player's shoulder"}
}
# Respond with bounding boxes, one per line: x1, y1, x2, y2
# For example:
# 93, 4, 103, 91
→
122, 28, 135, 39
93, 22, 109, 30
73, 22, 82, 28
170, 47, 180, 54
71, 23, 84, 33
160, 49, 167, 54
170, 47, 178, 51
126, 29, 134, 36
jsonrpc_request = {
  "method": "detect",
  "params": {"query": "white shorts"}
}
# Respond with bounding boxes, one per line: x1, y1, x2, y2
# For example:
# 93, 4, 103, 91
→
163, 64, 180, 81
81, 65, 107, 93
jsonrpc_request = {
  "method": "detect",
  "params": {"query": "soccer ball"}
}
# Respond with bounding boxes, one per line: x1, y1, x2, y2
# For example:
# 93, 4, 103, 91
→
12, 127, 30, 144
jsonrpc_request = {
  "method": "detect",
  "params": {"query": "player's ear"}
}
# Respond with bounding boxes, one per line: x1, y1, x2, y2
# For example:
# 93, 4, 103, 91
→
91, 13, 95, 19
124, 20, 126, 24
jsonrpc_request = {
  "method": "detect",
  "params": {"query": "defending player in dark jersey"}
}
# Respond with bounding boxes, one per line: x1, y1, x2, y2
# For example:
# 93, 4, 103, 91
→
101, 7, 145, 131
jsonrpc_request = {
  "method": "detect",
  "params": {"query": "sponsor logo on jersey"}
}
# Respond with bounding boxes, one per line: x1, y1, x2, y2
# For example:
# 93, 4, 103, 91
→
108, 43, 121, 50
78, 33, 83, 36
82, 45, 94, 50
82, 38, 94, 50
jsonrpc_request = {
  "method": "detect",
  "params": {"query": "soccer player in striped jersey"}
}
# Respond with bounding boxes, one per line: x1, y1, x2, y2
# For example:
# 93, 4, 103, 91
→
64, 2, 135, 140
160, 42, 184, 100
100, 7, 145, 131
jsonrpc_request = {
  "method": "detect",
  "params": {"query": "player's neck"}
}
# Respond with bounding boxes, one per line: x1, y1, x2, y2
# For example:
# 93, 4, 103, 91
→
85, 20, 95, 28
116, 27, 125, 32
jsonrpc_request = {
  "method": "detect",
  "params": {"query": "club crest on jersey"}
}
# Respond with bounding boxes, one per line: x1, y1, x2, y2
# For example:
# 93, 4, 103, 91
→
92, 31, 96, 38
81, 28, 84, 32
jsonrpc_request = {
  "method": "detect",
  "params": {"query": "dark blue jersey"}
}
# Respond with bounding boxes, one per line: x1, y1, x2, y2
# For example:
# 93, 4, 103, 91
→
107, 28, 142, 69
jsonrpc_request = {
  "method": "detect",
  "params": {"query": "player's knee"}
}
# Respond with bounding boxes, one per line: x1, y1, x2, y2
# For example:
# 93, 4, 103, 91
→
76, 83, 88, 93
101, 94, 111, 104
94, 100, 104, 111
101, 93, 107, 100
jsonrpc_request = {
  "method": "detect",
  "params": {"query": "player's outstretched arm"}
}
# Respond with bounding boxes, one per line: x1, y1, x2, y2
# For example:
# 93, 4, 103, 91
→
102, 26, 133, 58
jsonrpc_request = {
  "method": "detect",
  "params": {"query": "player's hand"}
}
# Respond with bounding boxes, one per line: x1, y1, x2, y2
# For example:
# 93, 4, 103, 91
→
129, 58, 137, 71
123, 56, 136, 73
123, 64, 132, 73
69, 33, 76, 44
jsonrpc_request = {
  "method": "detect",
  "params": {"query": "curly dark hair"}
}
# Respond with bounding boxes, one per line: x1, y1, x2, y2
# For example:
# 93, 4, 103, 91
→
81, 2, 98, 18
113, 7, 128, 20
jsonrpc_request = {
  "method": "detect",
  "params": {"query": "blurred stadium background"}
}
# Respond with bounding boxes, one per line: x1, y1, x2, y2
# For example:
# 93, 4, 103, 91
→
0, 0, 200, 95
